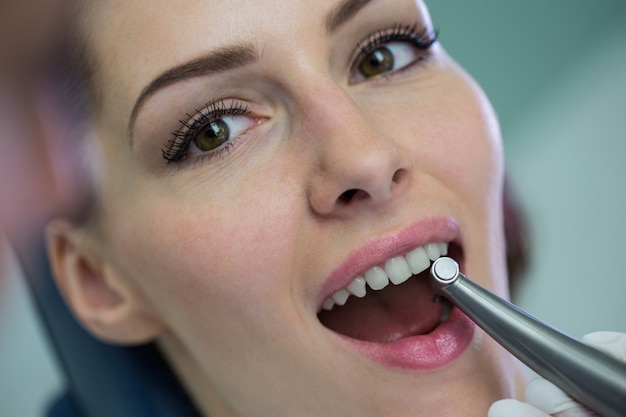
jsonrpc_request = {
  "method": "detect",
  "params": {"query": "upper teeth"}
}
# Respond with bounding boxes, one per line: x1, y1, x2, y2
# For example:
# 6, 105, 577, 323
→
321, 242, 449, 311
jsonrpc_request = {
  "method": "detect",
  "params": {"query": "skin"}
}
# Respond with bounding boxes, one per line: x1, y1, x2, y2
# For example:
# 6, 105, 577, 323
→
47, 0, 523, 415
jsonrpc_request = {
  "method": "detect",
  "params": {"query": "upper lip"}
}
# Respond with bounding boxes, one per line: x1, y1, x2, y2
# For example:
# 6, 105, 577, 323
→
317, 216, 461, 309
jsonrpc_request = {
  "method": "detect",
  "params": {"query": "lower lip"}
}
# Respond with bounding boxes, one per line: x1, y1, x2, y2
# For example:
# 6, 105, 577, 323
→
334, 308, 475, 370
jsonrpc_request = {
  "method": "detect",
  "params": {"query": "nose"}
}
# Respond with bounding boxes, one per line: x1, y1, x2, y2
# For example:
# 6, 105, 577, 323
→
304, 87, 413, 218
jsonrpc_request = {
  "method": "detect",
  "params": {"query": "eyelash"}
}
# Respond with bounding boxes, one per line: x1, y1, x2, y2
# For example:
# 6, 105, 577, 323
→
162, 100, 251, 165
353, 21, 438, 78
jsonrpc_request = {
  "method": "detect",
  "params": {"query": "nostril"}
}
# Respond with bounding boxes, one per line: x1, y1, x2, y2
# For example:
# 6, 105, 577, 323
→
392, 168, 406, 184
336, 169, 406, 206
338, 189, 358, 203
338, 188, 367, 204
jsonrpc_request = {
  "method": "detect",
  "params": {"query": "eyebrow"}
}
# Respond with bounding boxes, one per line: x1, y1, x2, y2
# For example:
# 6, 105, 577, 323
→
127, 44, 258, 138
128, 0, 373, 138
326, 0, 374, 34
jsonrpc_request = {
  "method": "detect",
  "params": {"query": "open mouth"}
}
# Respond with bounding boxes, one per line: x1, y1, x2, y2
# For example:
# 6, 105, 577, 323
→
318, 242, 462, 343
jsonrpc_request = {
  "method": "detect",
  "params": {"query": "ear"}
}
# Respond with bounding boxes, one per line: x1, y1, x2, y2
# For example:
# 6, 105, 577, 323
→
45, 220, 163, 345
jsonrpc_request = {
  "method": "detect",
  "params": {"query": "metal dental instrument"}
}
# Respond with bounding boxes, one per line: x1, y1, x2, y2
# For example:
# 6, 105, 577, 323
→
430, 257, 626, 417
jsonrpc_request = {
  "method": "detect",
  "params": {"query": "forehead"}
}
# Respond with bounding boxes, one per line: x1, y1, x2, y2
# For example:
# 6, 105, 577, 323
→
85, 0, 427, 133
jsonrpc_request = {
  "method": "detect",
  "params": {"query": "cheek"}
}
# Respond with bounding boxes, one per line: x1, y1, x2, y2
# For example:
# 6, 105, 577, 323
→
400, 70, 504, 211
102, 164, 304, 340
443, 90, 503, 208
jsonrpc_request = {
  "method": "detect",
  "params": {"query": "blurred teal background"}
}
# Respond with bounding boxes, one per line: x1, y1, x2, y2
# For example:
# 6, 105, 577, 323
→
1, 2, 625, 416
429, 0, 626, 137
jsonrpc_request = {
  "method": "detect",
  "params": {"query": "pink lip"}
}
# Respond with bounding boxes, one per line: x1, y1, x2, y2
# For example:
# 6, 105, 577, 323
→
317, 216, 460, 307
318, 216, 475, 370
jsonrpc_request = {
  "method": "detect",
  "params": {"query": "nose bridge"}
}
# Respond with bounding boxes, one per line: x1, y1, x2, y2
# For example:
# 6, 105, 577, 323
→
299, 81, 364, 137
298, 80, 413, 217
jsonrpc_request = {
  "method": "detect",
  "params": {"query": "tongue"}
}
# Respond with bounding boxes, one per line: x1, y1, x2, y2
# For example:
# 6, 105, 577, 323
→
318, 274, 442, 343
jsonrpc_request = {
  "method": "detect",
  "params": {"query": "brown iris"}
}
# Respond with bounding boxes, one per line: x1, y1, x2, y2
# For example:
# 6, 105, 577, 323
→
193, 119, 229, 152
358, 46, 395, 78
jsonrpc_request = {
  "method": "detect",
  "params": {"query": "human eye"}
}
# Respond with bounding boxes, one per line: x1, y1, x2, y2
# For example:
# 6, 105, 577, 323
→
351, 22, 438, 83
161, 99, 259, 165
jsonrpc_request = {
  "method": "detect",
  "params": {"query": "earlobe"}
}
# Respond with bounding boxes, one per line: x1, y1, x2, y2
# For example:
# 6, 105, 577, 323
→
45, 220, 163, 345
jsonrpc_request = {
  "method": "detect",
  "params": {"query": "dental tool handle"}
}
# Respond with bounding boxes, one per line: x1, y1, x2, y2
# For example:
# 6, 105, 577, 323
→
430, 257, 626, 417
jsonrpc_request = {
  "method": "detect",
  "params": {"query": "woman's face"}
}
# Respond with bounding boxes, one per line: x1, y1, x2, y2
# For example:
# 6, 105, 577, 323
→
82, 0, 515, 415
